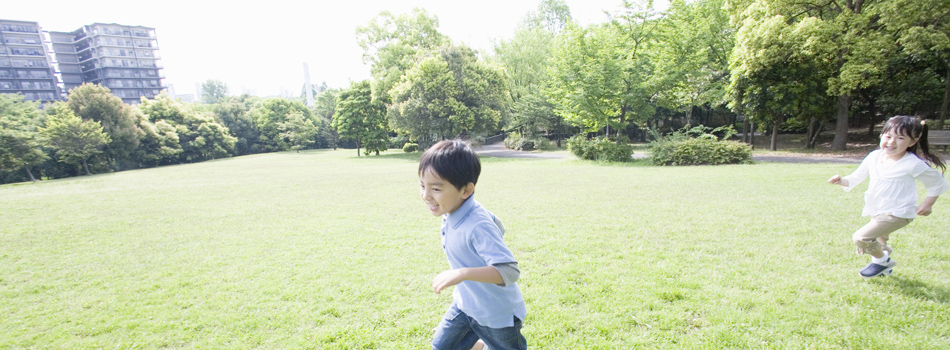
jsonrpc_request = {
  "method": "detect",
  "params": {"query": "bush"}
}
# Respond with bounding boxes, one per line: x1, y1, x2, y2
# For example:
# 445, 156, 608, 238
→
402, 143, 418, 153
567, 136, 634, 162
651, 138, 752, 166
389, 135, 409, 149
504, 132, 535, 151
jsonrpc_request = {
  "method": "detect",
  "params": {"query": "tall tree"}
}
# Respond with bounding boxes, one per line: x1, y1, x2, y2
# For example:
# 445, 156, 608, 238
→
41, 106, 110, 175
139, 93, 236, 162
201, 79, 230, 104
278, 112, 318, 152
727, 0, 893, 150
249, 98, 317, 152
878, 0, 950, 129
66, 83, 144, 170
389, 44, 510, 147
0, 94, 48, 181
548, 6, 658, 138
332, 80, 389, 156
494, 0, 572, 143
356, 8, 449, 104
653, 0, 734, 127
213, 99, 259, 155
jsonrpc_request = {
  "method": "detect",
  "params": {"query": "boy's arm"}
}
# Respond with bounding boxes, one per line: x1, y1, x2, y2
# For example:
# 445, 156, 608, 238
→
432, 266, 504, 294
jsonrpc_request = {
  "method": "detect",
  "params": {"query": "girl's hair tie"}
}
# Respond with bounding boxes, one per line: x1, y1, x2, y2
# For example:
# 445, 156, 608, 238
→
921, 120, 926, 126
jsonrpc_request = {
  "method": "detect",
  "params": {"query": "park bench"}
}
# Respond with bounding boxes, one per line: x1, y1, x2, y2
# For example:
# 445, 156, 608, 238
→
929, 129, 950, 152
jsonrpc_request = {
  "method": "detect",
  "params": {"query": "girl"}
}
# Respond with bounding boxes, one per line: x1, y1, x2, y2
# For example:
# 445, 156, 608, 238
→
828, 115, 949, 277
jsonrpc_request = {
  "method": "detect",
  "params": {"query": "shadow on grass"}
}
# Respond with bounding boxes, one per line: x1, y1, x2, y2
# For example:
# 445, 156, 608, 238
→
359, 151, 422, 162
873, 275, 950, 304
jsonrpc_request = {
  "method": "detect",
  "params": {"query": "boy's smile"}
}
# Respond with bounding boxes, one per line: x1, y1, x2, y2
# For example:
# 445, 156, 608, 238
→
419, 169, 474, 217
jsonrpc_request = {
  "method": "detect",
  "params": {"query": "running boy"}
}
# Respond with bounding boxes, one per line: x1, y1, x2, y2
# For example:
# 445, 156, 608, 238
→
419, 140, 527, 350
828, 115, 949, 277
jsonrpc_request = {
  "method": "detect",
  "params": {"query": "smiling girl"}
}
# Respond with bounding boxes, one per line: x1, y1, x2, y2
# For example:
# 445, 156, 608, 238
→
828, 115, 949, 277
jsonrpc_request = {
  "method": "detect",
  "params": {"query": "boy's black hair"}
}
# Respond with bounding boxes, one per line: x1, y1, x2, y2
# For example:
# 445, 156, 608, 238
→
419, 139, 481, 190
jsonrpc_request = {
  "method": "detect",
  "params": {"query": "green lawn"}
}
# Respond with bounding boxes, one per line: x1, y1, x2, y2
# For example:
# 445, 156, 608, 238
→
2, 150, 949, 349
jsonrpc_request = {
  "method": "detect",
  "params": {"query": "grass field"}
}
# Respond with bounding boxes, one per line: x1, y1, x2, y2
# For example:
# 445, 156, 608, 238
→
2, 149, 949, 349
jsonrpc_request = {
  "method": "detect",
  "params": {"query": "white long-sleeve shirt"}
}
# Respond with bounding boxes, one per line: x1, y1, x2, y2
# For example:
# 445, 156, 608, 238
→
842, 150, 950, 218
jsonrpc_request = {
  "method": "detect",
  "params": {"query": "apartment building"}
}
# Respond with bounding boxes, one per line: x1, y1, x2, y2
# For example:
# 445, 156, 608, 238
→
0, 19, 165, 104
51, 23, 164, 104
0, 19, 61, 102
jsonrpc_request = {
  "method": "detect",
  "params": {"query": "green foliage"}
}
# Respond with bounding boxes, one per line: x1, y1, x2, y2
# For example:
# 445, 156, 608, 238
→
332, 80, 389, 156
402, 142, 418, 153
389, 44, 510, 145
213, 99, 259, 155
139, 93, 236, 162
567, 136, 634, 162
249, 98, 316, 152
356, 8, 449, 103
40, 106, 111, 175
279, 112, 318, 153
201, 79, 230, 104
66, 83, 144, 170
504, 132, 536, 151
548, 19, 656, 134
0, 94, 48, 181
650, 126, 751, 166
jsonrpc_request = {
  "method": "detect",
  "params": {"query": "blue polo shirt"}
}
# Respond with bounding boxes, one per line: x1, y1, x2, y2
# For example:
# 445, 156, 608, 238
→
441, 195, 527, 328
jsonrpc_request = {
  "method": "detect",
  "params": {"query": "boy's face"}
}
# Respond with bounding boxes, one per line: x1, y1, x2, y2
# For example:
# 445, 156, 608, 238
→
419, 168, 474, 217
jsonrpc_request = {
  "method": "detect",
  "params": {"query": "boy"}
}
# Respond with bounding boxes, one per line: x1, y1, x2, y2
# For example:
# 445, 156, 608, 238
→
419, 140, 527, 350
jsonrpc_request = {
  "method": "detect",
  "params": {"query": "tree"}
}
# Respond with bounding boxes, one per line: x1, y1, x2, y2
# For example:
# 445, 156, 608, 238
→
494, 0, 572, 144
278, 112, 318, 152
332, 80, 389, 156
878, 0, 950, 129
248, 98, 318, 152
389, 45, 510, 147
652, 0, 734, 127
311, 87, 342, 149
139, 93, 235, 162
66, 83, 144, 170
548, 12, 658, 138
213, 99, 260, 155
727, 0, 893, 150
201, 79, 230, 104
0, 94, 48, 181
41, 106, 110, 175
356, 8, 449, 104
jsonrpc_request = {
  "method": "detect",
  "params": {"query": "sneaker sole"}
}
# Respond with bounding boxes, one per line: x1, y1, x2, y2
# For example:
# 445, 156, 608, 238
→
860, 263, 897, 278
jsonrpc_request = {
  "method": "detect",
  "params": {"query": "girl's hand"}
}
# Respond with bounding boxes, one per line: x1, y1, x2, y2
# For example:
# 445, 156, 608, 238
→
917, 204, 933, 216
828, 175, 842, 185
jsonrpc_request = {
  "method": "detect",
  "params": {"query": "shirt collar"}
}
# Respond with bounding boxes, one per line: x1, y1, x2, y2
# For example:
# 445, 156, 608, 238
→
444, 194, 477, 230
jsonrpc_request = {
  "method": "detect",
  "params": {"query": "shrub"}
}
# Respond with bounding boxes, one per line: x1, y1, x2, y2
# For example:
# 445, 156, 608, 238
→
402, 143, 418, 153
504, 132, 536, 151
389, 135, 409, 149
651, 138, 752, 165
567, 136, 634, 162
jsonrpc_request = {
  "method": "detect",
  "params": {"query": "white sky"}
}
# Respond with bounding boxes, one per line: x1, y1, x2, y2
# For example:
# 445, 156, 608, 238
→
7, 0, 639, 97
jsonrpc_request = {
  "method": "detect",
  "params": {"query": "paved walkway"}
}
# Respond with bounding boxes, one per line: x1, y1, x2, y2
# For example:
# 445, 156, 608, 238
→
474, 142, 869, 164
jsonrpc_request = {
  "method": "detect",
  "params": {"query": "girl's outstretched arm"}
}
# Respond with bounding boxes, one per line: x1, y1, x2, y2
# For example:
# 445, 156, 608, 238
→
828, 175, 849, 187
917, 196, 939, 216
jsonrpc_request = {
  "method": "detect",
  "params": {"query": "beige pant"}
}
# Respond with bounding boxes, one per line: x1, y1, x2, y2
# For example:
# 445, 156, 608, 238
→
853, 214, 912, 256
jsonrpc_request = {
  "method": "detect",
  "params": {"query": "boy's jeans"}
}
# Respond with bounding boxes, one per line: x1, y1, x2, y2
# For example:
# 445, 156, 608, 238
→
432, 303, 527, 350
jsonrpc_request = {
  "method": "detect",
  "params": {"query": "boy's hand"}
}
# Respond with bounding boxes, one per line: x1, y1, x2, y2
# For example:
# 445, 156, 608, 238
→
432, 269, 464, 294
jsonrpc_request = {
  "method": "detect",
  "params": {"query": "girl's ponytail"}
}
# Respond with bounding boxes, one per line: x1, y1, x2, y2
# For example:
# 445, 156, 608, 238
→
915, 120, 946, 173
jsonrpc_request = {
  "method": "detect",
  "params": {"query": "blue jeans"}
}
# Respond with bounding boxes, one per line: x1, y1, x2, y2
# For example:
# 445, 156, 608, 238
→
432, 303, 527, 350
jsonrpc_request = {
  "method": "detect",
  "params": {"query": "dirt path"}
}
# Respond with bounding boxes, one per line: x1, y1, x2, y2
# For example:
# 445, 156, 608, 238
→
474, 142, 870, 164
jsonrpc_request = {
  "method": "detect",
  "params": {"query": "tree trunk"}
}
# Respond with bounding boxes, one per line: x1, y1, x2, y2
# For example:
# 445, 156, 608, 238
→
939, 64, 949, 130
866, 92, 878, 136
25, 166, 36, 182
82, 159, 91, 175
806, 118, 818, 149
831, 94, 851, 151
742, 116, 749, 143
749, 121, 755, 149
770, 115, 782, 151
